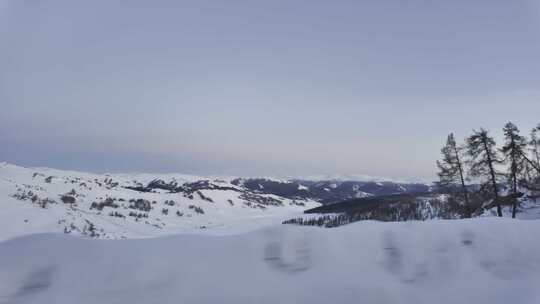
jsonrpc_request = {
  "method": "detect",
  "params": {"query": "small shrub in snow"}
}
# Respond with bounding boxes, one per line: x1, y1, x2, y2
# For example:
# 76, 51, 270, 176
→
189, 205, 204, 214
90, 198, 119, 211
61, 195, 76, 204
128, 199, 152, 212
290, 200, 305, 207
83, 220, 99, 238
12, 190, 55, 208
197, 191, 214, 203
109, 211, 125, 218
128, 211, 148, 219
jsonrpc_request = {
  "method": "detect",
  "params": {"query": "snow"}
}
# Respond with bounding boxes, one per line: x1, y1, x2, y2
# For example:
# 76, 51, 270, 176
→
2, 163, 540, 303
354, 191, 371, 198
480, 198, 540, 219
1, 218, 540, 303
0, 163, 319, 241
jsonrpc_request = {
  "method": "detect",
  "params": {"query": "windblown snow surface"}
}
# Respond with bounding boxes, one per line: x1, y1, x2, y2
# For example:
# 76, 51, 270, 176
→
1, 218, 540, 304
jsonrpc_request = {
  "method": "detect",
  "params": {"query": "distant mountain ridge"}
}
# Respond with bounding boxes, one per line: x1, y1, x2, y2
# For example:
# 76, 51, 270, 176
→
117, 177, 432, 204
232, 178, 432, 204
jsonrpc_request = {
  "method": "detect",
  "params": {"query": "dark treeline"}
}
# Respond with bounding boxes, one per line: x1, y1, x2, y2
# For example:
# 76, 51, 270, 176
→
282, 195, 464, 228
437, 122, 540, 218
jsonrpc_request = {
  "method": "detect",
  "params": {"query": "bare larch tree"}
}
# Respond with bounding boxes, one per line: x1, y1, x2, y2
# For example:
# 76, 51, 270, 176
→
437, 133, 471, 217
467, 128, 503, 217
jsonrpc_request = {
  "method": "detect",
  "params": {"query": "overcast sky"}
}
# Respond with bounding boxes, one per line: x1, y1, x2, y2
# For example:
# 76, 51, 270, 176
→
1, 0, 540, 180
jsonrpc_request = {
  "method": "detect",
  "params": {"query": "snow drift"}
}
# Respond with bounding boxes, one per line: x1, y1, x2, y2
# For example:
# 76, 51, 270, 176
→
1, 218, 539, 304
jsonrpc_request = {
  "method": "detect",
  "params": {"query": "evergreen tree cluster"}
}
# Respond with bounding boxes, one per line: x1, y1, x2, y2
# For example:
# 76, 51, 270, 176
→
437, 122, 540, 218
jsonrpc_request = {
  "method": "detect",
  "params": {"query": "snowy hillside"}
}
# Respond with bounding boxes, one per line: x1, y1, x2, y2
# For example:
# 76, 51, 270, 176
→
1, 218, 539, 304
0, 162, 436, 241
0, 163, 319, 241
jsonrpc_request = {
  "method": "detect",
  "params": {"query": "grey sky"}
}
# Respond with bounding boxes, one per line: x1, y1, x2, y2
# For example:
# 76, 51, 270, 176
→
1, 0, 540, 180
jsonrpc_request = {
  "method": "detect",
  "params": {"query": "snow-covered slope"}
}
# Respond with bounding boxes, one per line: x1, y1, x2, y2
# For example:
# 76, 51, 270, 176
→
0, 163, 319, 241
1, 218, 539, 304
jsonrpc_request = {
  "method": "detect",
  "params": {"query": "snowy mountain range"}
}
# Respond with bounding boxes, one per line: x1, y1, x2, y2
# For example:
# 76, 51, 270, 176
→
0, 162, 432, 240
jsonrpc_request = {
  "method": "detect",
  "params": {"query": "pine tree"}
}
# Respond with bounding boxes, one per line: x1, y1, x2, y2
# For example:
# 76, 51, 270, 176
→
530, 124, 540, 173
466, 128, 503, 217
501, 122, 528, 218
523, 124, 540, 199
436, 133, 470, 217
